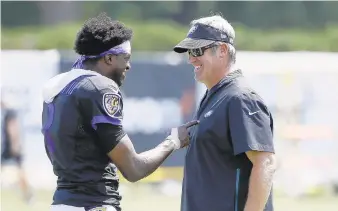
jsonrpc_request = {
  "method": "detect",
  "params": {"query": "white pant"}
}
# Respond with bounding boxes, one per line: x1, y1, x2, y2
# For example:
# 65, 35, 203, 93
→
51, 204, 117, 211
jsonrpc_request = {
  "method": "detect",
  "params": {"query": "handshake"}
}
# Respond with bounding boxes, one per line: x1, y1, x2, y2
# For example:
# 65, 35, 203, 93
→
167, 120, 199, 150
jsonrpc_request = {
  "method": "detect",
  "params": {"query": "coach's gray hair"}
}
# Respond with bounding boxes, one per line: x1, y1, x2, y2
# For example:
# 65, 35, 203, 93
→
190, 15, 236, 64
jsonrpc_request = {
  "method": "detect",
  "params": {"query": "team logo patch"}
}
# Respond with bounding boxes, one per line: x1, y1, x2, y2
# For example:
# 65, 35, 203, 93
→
103, 93, 120, 117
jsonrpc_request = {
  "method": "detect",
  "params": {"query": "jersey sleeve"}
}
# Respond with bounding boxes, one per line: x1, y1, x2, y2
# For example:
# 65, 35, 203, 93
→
228, 93, 274, 156
79, 82, 125, 152
79, 81, 123, 130
96, 124, 126, 153
89, 89, 124, 130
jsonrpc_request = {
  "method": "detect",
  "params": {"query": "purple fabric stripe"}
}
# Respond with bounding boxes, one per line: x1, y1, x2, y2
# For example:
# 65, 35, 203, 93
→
41, 103, 55, 157
66, 79, 78, 95
45, 132, 55, 153
91, 115, 122, 130
46, 103, 54, 130
60, 74, 94, 95
72, 48, 129, 69
72, 57, 86, 69
42, 103, 55, 132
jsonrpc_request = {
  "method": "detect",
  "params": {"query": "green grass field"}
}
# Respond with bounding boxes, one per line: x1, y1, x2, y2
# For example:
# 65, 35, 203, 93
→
1, 185, 338, 211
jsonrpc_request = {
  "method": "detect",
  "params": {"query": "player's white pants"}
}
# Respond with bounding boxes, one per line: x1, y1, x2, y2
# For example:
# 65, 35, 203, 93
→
51, 204, 117, 211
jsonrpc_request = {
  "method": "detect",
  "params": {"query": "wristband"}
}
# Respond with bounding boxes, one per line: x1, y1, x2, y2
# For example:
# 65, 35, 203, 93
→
167, 128, 180, 150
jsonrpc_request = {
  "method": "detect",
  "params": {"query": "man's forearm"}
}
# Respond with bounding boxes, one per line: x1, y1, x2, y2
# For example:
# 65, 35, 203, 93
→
132, 139, 175, 181
244, 162, 276, 211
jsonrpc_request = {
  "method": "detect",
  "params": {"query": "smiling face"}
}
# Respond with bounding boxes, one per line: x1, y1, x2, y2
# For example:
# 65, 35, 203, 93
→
100, 53, 131, 87
188, 43, 229, 88
109, 53, 131, 87
189, 48, 214, 83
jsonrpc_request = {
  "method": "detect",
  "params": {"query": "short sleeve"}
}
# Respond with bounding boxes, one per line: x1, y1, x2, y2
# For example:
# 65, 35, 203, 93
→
228, 93, 274, 156
79, 82, 125, 153
80, 85, 123, 131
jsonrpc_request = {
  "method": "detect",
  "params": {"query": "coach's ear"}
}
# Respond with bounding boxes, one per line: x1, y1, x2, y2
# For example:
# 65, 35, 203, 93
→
219, 43, 228, 58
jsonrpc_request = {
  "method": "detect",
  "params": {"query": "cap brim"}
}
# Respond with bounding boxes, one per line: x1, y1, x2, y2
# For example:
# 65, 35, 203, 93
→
173, 38, 215, 53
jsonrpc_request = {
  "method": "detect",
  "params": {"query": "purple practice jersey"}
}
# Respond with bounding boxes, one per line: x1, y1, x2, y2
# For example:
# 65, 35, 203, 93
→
41, 69, 125, 210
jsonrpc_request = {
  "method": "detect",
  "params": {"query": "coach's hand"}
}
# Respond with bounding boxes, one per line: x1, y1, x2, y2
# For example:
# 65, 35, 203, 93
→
169, 120, 199, 149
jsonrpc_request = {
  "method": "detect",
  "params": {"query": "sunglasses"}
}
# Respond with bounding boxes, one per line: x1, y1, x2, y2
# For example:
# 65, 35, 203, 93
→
188, 43, 218, 57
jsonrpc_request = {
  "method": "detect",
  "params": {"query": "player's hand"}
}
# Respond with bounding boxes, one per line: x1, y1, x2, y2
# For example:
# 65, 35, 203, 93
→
169, 120, 199, 149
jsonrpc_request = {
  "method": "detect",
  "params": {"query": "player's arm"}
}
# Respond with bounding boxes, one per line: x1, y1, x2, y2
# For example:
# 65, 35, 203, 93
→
6, 110, 21, 156
104, 120, 197, 182
107, 130, 175, 182
82, 84, 198, 182
98, 122, 196, 183
228, 93, 277, 211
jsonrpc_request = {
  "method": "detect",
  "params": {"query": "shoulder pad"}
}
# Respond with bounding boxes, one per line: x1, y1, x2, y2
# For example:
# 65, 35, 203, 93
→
87, 75, 119, 93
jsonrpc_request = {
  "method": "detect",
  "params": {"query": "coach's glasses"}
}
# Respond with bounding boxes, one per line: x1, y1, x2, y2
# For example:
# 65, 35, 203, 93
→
188, 42, 218, 57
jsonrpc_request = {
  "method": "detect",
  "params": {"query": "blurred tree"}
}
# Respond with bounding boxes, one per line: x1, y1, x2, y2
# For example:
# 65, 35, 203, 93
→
259, 1, 307, 28
217, 1, 308, 29
3, 20, 338, 51
216, 1, 248, 24
85, 1, 181, 22
36, 1, 81, 26
303, 1, 328, 28
173, 1, 198, 24
1, 1, 338, 30
102, 2, 143, 21
196, 1, 218, 20
324, 1, 338, 23
81, 2, 106, 20
136, 1, 180, 20
1, 1, 40, 27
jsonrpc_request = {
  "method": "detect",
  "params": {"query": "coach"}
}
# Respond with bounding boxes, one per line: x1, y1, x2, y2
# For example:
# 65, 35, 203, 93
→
173, 14, 277, 211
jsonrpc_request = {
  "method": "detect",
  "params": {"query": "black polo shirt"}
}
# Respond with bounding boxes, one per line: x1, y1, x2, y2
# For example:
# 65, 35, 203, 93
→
181, 70, 274, 211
